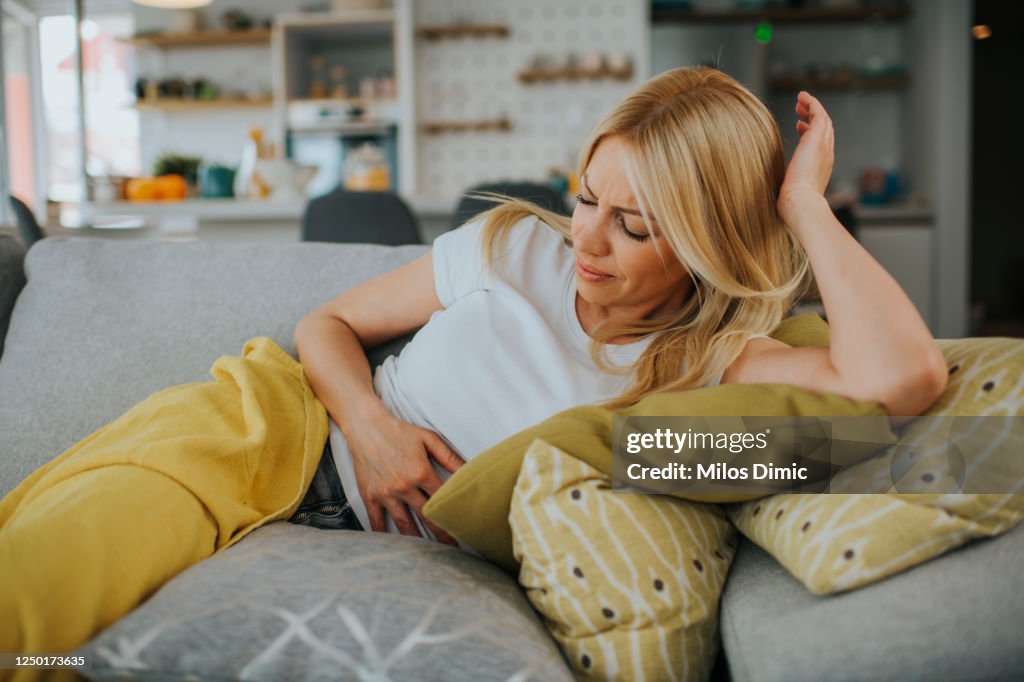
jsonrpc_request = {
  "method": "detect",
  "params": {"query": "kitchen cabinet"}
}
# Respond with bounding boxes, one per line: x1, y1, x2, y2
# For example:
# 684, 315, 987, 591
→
273, 9, 402, 196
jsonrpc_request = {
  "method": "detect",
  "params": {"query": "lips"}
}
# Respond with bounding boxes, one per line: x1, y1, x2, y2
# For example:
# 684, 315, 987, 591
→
577, 259, 614, 281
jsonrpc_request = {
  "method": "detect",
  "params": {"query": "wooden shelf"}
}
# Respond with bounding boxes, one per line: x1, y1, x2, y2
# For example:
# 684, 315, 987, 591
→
275, 9, 394, 31
128, 29, 272, 49
287, 96, 396, 107
518, 65, 634, 84
420, 117, 511, 135
133, 98, 274, 112
652, 6, 909, 24
418, 23, 509, 40
770, 74, 910, 91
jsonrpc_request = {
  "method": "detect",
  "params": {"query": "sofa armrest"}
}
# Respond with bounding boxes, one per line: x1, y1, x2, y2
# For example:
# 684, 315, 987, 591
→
0, 234, 28, 358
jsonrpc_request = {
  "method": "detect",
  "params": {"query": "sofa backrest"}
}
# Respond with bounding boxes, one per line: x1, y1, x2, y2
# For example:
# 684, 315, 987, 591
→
0, 237, 428, 496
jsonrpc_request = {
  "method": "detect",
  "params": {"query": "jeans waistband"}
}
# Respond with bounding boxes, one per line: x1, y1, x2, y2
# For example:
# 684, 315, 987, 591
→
288, 436, 363, 531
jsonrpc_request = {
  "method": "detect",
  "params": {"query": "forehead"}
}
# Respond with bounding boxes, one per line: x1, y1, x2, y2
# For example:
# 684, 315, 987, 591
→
586, 140, 638, 193
583, 140, 657, 221
588, 136, 633, 174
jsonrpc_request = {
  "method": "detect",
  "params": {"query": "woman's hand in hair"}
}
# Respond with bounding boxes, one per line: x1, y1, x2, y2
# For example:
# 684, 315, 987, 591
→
778, 91, 835, 227
345, 406, 464, 544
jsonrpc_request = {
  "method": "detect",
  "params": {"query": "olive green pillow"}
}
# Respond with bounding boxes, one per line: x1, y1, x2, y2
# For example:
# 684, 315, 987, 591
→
424, 313, 893, 573
727, 336, 1024, 594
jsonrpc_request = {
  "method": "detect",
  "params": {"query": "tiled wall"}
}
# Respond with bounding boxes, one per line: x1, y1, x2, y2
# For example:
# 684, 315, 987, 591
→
411, 0, 648, 200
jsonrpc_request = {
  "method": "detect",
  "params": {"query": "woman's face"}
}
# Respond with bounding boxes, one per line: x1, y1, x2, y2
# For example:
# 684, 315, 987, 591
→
571, 136, 693, 322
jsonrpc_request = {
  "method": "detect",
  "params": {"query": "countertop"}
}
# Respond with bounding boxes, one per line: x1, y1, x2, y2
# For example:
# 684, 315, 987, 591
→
59, 196, 933, 231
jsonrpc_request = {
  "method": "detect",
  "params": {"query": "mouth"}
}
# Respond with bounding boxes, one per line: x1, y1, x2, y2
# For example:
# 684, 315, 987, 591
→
576, 259, 614, 282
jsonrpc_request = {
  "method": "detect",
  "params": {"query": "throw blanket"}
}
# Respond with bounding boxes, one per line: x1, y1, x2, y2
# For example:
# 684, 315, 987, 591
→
0, 337, 327, 677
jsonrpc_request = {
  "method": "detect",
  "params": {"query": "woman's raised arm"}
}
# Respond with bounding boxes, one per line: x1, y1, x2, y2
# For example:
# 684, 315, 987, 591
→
724, 92, 947, 420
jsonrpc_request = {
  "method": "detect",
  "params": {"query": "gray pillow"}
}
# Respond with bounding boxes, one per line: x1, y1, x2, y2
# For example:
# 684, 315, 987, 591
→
77, 523, 573, 682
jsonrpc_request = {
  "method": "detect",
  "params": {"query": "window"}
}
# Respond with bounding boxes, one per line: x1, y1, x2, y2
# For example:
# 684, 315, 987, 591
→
2, 0, 42, 223
39, 10, 139, 203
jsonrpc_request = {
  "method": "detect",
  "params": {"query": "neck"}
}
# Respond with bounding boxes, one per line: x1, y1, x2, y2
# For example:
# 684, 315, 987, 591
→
576, 293, 676, 344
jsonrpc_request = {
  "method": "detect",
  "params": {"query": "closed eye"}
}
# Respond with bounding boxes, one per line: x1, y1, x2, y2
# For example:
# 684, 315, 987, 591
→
574, 194, 649, 243
618, 220, 650, 243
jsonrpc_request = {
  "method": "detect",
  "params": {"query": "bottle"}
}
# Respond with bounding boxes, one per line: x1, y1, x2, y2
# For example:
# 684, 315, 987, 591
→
376, 70, 394, 99
359, 76, 377, 101
330, 65, 349, 100
309, 55, 328, 99
234, 127, 271, 200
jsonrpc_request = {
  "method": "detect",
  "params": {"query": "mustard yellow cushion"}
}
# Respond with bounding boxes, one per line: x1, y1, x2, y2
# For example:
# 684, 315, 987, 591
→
510, 440, 735, 682
423, 313, 892, 574
728, 336, 1024, 594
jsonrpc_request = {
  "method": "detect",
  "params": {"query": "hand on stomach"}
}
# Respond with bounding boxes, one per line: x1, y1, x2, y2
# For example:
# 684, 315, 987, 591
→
345, 410, 464, 545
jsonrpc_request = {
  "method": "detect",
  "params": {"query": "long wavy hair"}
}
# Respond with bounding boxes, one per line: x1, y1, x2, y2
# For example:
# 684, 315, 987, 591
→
465, 66, 815, 409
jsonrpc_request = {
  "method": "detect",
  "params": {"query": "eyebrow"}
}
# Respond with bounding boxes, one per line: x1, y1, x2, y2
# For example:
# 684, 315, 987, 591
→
582, 173, 659, 223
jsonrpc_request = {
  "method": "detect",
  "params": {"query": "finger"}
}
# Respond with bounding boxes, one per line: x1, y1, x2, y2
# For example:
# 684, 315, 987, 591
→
365, 500, 386, 533
425, 519, 458, 547
798, 91, 831, 126
402, 488, 431, 515
383, 500, 421, 537
425, 432, 466, 475
403, 489, 458, 546
799, 90, 822, 112
416, 467, 450, 497
796, 120, 810, 135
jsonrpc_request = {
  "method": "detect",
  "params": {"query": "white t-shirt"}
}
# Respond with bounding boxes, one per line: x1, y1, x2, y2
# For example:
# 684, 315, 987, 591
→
329, 214, 762, 538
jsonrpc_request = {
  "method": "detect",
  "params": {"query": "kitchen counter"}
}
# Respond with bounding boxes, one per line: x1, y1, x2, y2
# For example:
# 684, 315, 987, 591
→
63, 198, 308, 224
58, 196, 934, 244
854, 202, 933, 225
59, 195, 461, 242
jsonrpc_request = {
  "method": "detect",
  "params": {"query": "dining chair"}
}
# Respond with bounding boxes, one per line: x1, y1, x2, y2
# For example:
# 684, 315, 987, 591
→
8, 196, 45, 249
302, 188, 422, 245
449, 182, 570, 232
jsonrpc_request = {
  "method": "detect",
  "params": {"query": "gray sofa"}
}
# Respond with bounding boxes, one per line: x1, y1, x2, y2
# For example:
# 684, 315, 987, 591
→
1, 236, 1021, 681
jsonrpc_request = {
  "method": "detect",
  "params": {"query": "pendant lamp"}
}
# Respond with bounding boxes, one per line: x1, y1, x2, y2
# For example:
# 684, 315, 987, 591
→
130, 0, 213, 8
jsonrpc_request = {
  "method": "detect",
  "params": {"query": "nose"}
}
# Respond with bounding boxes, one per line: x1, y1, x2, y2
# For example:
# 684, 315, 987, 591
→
572, 210, 611, 258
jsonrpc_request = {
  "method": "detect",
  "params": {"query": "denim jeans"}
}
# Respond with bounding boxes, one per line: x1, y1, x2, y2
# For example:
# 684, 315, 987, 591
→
288, 438, 364, 531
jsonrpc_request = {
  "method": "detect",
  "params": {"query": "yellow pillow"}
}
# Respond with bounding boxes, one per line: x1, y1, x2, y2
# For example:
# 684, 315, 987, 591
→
728, 336, 1024, 594
510, 440, 735, 682
424, 313, 892, 574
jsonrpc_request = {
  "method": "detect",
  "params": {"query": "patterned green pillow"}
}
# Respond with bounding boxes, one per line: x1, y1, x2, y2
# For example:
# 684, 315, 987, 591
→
511, 439, 735, 681
728, 337, 1024, 594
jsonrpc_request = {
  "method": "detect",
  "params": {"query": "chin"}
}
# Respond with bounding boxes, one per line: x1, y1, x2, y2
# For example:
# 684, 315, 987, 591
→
576, 277, 615, 304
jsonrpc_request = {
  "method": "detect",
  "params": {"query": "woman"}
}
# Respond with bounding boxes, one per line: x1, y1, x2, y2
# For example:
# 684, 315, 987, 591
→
293, 66, 948, 545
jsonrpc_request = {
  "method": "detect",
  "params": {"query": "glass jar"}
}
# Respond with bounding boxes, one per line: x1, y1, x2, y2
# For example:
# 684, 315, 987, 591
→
343, 142, 390, 191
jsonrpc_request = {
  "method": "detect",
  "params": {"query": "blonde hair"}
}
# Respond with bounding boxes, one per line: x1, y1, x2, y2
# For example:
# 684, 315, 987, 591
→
465, 66, 815, 409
